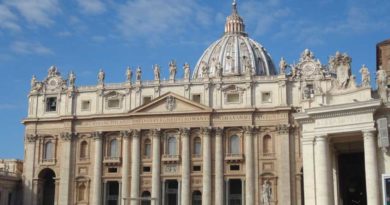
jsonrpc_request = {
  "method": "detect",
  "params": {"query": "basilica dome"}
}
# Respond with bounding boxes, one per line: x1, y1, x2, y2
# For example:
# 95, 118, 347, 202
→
192, 1, 276, 79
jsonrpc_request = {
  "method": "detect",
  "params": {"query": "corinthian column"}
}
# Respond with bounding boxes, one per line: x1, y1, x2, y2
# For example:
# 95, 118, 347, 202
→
121, 131, 131, 205
130, 130, 141, 205
363, 130, 380, 205
151, 129, 161, 205
202, 127, 211, 205
277, 124, 291, 205
315, 135, 333, 205
244, 126, 255, 205
215, 128, 224, 205
181, 128, 190, 205
59, 132, 73, 205
92, 132, 103, 205
23, 134, 37, 205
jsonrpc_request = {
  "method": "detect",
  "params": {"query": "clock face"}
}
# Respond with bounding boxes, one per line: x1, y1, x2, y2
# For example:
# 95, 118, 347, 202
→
48, 79, 58, 89
301, 62, 316, 76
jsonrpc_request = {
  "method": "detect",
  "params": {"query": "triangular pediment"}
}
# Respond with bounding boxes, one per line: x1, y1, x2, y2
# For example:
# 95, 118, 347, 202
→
130, 92, 212, 115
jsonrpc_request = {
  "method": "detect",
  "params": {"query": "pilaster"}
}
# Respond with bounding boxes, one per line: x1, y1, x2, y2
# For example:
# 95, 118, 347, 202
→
181, 128, 190, 205
130, 130, 141, 205
58, 132, 74, 205
151, 129, 161, 205
201, 127, 211, 205
363, 130, 380, 205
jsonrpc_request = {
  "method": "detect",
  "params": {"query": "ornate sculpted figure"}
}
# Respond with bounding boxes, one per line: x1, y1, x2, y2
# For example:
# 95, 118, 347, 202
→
169, 60, 177, 81
154, 64, 160, 81
136, 66, 142, 81
98, 69, 105, 85
48, 65, 59, 77
262, 180, 272, 205
329, 51, 352, 89
359, 64, 370, 87
31, 75, 37, 89
279, 57, 288, 74
126, 67, 132, 82
183, 63, 190, 79
245, 59, 252, 76
68, 71, 76, 87
300, 49, 314, 61
166, 96, 176, 111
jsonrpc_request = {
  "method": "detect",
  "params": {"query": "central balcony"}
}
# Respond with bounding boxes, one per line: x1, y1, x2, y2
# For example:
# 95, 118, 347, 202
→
162, 154, 180, 164
103, 156, 121, 165
225, 153, 245, 163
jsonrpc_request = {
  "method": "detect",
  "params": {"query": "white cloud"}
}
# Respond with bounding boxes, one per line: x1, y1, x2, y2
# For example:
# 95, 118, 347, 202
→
117, 0, 212, 43
91, 35, 106, 43
77, 0, 106, 15
0, 5, 20, 31
57, 31, 72, 37
10, 41, 53, 55
4, 0, 60, 27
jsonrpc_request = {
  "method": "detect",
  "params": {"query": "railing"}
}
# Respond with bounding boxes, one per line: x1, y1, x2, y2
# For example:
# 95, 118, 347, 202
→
192, 154, 202, 159
162, 154, 180, 163
103, 156, 122, 164
225, 153, 244, 162
0, 171, 19, 177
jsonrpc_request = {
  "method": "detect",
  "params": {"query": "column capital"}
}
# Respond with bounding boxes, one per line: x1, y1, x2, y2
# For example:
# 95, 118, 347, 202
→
277, 124, 290, 134
26, 134, 37, 143
151, 128, 161, 137
131, 129, 141, 138
60, 132, 74, 141
301, 137, 315, 145
315, 135, 328, 142
92, 131, 103, 141
120, 130, 131, 139
362, 129, 376, 138
180, 128, 190, 137
215, 127, 224, 137
243, 126, 254, 135
201, 127, 211, 135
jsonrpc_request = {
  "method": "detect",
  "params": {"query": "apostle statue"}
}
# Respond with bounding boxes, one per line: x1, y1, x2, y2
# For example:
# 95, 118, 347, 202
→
68, 71, 76, 87
98, 69, 105, 85
279, 57, 288, 75
183, 63, 190, 80
136, 66, 142, 81
377, 69, 388, 100
154, 64, 160, 81
201, 61, 209, 78
261, 180, 272, 205
31, 75, 37, 89
359, 64, 370, 87
169, 60, 177, 81
126, 67, 132, 82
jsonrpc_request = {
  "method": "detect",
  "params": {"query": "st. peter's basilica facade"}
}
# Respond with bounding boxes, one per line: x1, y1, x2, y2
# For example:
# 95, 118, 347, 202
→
21, 1, 390, 205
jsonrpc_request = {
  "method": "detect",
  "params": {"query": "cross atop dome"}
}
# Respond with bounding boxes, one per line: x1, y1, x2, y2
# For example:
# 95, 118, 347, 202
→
225, 0, 246, 35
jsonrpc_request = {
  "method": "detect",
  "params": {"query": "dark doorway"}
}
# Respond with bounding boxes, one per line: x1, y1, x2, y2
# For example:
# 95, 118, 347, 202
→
192, 190, 202, 205
338, 153, 366, 205
38, 168, 56, 205
229, 179, 242, 205
106, 181, 119, 205
165, 180, 178, 205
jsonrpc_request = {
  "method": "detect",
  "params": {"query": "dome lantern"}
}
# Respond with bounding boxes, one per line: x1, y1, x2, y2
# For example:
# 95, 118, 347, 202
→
224, 0, 246, 36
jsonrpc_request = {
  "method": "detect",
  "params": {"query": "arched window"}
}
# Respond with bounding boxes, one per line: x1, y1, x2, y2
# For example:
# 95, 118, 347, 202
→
192, 190, 202, 205
80, 141, 88, 159
110, 139, 118, 157
230, 135, 240, 155
168, 137, 177, 155
44, 141, 54, 160
193, 137, 201, 156
263, 135, 272, 154
144, 139, 151, 158
78, 184, 86, 201
141, 191, 151, 205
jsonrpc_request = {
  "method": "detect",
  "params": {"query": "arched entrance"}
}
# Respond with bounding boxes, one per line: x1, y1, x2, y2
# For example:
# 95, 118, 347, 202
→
38, 168, 56, 205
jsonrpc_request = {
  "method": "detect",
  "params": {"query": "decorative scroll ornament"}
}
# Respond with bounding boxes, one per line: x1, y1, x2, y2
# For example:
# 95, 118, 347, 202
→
39, 65, 68, 93
166, 96, 176, 111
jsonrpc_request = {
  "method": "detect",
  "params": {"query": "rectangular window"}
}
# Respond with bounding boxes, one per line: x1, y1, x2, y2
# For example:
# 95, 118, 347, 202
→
262, 92, 272, 103
107, 99, 120, 108
192, 94, 201, 103
226, 93, 240, 103
81, 100, 90, 111
108, 167, 117, 173
143, 166, 151, 172
143, 96, 152, 105
46, 97, 57, 112
230, 165, 240, 171
193, 165, 201, 172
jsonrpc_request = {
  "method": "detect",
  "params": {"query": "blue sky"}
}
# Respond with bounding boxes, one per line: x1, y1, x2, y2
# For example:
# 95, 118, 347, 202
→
0, 0, 389, 159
